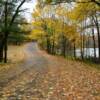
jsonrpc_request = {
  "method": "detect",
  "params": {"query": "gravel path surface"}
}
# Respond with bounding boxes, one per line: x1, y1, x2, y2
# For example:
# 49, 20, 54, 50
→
0, 42, 100, 100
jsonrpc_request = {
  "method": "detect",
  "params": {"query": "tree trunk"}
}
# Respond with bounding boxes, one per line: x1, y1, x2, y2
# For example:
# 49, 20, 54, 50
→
4, 1, 8, 63
52, 40, 55, 55
74, 42, 76, 58
47, 37, 51, 54
0, 40, 4, 62
87, 34, 90, 59
4, 35, 8, 63
81, 34, 84, 60
61, 36, 66, 57
93, 15, 100, 61
96, 25, 100, 61
92, 26, 96, 60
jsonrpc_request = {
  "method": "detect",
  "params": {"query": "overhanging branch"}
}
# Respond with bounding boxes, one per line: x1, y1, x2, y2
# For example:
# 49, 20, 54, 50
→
9, 0, 26, 26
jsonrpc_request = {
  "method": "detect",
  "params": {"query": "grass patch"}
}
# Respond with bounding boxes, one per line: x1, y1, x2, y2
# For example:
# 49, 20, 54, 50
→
63, 55, 100, 70
73, 58, 100, 70
81, 59, 100, 70
0, 45, 25, 72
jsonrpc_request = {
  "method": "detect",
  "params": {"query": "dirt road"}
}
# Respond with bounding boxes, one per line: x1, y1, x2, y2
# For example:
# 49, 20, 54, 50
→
0, 42, 100, 100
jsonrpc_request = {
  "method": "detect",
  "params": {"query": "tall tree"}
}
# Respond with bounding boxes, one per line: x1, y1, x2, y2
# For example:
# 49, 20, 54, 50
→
0, 0, 29, 63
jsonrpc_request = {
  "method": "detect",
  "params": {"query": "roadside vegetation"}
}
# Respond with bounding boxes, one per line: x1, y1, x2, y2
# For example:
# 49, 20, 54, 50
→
0, 45, 25, 72
0, 0, 32, 63
30, 0, 100, 64
0, 0, 100, 65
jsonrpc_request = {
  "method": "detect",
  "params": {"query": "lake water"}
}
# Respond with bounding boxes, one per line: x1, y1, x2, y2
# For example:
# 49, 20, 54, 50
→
76, 48, 99, 58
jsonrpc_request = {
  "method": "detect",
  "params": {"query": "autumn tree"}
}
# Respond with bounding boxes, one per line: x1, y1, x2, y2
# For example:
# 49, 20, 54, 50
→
31, 1, 80, 58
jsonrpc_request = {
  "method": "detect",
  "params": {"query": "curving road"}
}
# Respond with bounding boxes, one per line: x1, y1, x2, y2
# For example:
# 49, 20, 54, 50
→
0, 42, 50, 99
0, 42, 100, 100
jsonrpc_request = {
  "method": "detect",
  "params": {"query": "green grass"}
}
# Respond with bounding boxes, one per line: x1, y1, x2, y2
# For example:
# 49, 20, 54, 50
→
63, 55, 100, 70
81, 59, 100, 70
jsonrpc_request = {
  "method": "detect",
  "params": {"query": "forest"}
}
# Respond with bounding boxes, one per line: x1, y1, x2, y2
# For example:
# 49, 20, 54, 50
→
31, 0, 100, 62
0, 0, 100, 99
0, 0, 100, 63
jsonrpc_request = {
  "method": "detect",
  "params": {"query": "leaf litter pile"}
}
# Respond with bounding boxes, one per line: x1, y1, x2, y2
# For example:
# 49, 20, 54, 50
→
0, 50, 100, 100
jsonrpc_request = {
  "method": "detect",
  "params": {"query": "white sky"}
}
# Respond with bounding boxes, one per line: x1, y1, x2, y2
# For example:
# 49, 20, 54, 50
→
22, 0, 37, 22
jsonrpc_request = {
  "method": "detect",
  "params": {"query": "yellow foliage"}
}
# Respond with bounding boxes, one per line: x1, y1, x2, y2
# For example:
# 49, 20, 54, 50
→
31, 1, 82, 48
67, 2, 100, 22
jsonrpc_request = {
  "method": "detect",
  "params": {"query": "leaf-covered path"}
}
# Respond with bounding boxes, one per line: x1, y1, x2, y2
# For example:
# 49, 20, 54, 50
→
0, 42, 100, 100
